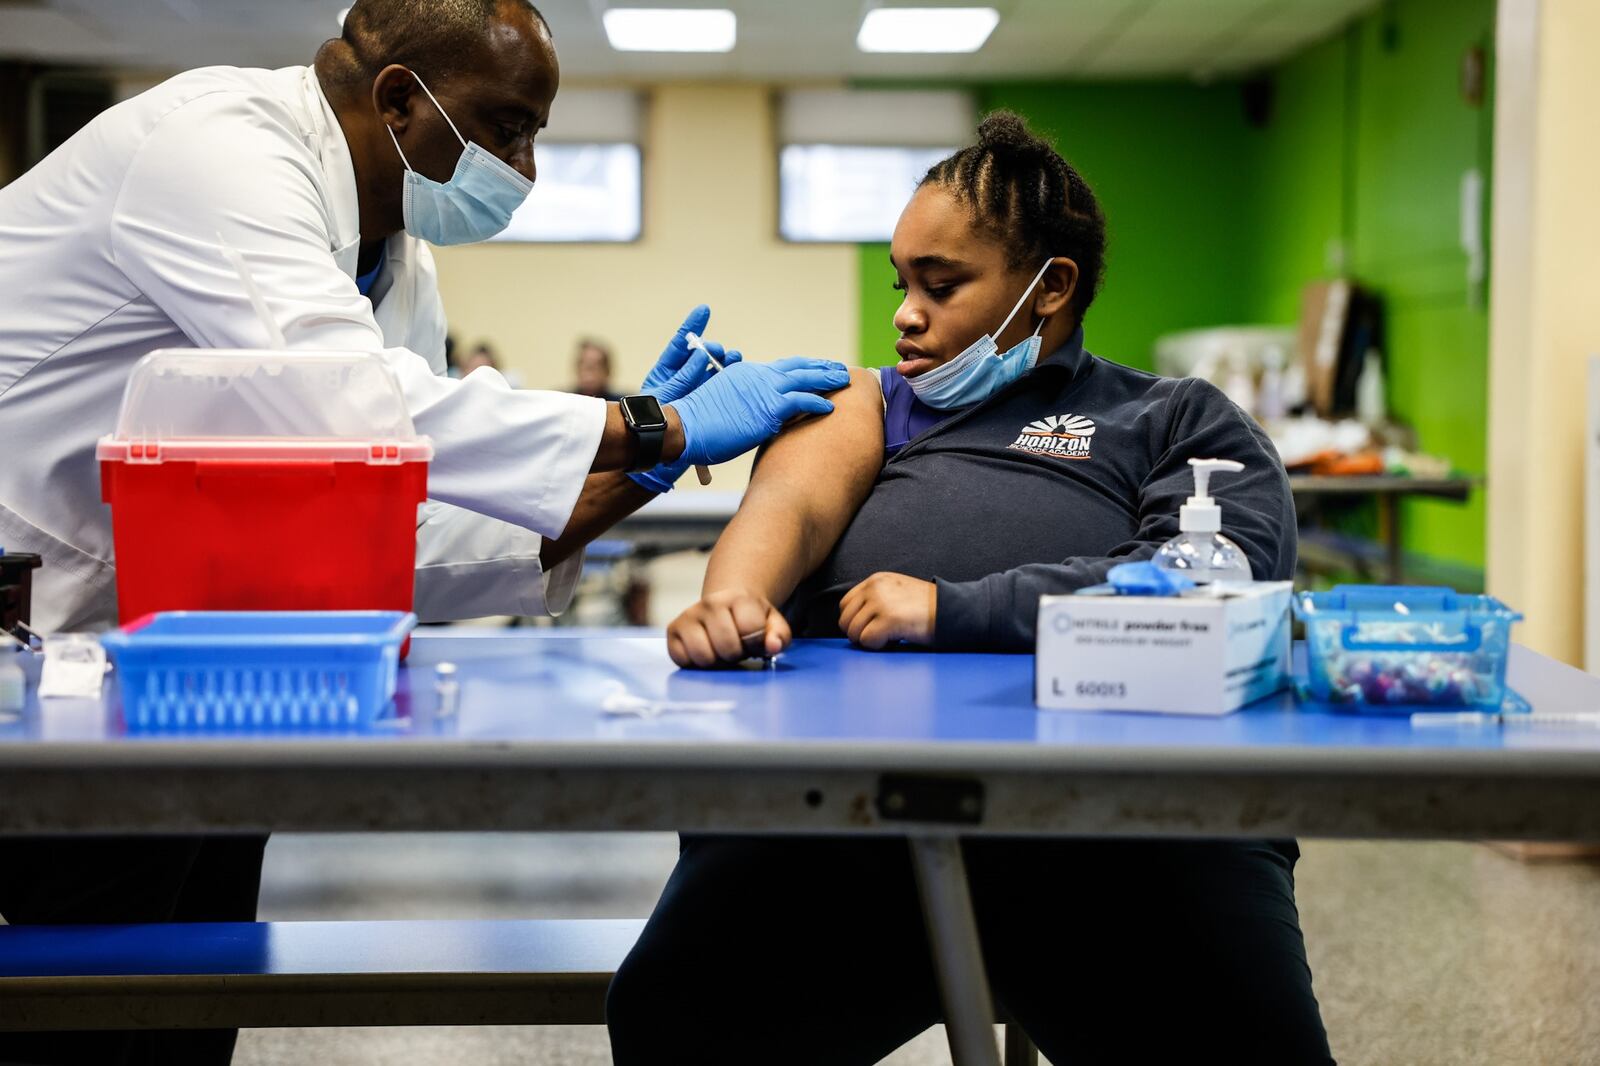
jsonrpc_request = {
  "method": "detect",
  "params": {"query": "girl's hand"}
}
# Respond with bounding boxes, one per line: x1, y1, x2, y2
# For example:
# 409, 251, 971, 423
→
667, 588, 791, 668
838, 572, 936, 649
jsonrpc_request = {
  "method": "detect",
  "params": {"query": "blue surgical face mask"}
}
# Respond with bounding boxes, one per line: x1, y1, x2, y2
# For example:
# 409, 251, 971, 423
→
386, 74, 534, 246
907, 259, 1055, 411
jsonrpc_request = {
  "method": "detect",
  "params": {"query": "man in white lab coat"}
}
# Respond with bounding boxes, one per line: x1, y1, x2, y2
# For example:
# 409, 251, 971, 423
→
0, 1, 847, 1062
0, 0, 844, 635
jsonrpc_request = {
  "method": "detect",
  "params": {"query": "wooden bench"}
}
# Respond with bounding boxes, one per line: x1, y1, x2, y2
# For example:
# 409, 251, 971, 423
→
0, 919, 1039, 1063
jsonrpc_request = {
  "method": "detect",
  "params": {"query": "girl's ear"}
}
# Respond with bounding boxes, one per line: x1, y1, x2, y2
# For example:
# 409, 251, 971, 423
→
1034, 256, 1079, 319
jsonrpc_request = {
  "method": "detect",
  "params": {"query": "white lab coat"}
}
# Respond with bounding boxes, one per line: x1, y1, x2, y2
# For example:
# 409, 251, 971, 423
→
0, 65, 606, 633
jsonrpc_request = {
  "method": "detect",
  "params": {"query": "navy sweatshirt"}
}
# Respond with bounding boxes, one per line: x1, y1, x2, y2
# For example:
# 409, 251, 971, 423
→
788, 328, 1297, 651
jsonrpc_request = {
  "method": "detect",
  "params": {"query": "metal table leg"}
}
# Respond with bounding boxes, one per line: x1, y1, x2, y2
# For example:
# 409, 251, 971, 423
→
908, 834, 1001, 1066
1004, 1022, 1040, 1066
1378, 493, 1403, 584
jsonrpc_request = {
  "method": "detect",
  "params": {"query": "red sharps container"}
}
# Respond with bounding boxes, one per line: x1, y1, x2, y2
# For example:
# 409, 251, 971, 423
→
98, 350, 432, 625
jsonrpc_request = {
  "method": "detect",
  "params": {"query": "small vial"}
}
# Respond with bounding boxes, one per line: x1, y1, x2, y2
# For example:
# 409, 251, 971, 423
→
434, 661, 460, 718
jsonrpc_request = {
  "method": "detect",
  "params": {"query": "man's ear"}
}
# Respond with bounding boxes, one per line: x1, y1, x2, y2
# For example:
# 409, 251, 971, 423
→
1035, 256, 1079, 319
371, 64, 419, 132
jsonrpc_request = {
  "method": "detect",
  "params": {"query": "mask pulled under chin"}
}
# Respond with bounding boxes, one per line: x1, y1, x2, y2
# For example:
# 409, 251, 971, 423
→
907, 259, 1055, 411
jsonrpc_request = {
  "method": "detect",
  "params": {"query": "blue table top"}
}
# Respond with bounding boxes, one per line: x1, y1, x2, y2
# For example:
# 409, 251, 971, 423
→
4, 631, 1600, 770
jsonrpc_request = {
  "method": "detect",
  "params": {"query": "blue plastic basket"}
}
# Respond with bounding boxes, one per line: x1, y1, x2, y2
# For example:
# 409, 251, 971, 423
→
101, 611, 416, 733
1293, 586, 1522, 713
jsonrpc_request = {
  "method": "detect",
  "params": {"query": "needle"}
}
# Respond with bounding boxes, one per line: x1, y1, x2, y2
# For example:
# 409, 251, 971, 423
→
685, 331, 723, 486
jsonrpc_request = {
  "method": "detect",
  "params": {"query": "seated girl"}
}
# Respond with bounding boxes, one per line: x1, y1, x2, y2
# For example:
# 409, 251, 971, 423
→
607, 113, 1331, 1065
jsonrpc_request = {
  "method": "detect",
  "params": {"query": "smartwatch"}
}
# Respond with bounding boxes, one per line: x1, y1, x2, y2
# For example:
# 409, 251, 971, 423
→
619, 394, 668, 472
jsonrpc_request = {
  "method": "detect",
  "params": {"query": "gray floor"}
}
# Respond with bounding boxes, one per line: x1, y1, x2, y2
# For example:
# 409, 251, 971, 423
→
235, 834, 1600, 1066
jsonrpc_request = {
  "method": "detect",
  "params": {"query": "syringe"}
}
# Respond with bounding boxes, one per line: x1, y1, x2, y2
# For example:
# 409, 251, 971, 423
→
739, 628, 780, 670
684, 331, 723, 486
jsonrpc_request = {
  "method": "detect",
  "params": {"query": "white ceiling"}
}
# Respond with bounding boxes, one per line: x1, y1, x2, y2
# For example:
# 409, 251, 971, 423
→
0, 0, 1381, 82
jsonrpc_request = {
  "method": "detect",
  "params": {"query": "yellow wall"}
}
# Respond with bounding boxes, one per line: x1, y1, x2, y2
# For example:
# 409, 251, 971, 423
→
1486, 0, 1600, 663
432, 83, 860, 492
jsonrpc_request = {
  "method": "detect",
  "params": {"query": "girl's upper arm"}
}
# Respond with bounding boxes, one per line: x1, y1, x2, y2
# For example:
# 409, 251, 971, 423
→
704, 367, 885, 601
743, 366, 884, 516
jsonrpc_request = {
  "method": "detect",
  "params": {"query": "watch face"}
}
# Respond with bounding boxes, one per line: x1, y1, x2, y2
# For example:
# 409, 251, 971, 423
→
621, 394, 667, 431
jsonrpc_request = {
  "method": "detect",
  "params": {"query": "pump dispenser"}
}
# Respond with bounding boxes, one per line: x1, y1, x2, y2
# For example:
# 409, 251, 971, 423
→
1152, 458, 1254, 583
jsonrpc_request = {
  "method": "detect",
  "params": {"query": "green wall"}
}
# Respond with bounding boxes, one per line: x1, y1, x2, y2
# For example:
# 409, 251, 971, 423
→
857, 82, 1261, 371
1242, 0, 1496, 569
858, 242, 899, 368
1242, 34, 1349, 324
855, 0, 1495, 574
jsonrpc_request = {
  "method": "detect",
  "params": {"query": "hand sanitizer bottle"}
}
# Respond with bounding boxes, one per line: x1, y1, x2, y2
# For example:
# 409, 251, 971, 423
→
1152, 458, 1254, 584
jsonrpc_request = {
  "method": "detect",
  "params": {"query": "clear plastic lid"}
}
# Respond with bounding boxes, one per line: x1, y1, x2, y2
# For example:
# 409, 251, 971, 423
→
97, 350, 432, 464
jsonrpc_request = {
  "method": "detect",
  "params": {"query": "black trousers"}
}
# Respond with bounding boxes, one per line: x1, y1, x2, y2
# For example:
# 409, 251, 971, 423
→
0, 834, 269, 1066
608, 835, 1335, 1065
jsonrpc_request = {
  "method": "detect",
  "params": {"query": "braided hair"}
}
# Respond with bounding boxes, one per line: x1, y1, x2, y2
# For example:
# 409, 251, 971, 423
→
921, 111, 1107, 323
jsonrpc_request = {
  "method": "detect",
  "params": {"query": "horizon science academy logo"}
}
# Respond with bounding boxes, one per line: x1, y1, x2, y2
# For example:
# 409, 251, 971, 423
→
1008, 413, 1095, 460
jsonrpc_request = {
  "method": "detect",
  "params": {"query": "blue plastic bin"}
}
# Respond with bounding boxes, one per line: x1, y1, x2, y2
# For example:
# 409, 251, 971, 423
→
101, 611, 416, 733
1293, 586, 1522, 712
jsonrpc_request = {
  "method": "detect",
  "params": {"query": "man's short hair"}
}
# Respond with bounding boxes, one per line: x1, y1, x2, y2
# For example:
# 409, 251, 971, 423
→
339, 0, 548, 83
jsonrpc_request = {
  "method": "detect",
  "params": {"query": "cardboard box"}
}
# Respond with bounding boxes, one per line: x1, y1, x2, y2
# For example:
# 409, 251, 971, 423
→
1036, 582, 1293, 715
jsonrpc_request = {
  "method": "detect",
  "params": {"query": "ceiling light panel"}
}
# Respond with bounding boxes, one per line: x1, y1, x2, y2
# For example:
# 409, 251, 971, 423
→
856, 7, 1000, 54
602, 8, 737, 53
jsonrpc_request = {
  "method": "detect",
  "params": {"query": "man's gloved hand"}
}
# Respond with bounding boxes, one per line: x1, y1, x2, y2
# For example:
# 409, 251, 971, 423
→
672, 357, 850, 465
627, 357, 850, 494
639, 305, 741, 405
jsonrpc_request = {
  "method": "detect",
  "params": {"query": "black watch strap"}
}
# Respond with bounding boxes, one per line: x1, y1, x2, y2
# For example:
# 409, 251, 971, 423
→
620, 395, 667, 472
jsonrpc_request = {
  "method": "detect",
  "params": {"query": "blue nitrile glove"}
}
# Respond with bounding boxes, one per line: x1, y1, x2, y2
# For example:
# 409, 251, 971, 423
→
639, 305, 743, 405
627, 357, 850, 494
1108, 561, 1195, 596
672, 357, 850, 465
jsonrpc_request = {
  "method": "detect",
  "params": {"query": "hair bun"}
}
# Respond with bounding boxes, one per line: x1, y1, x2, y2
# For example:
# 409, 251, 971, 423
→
976, 110, 1051, 159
